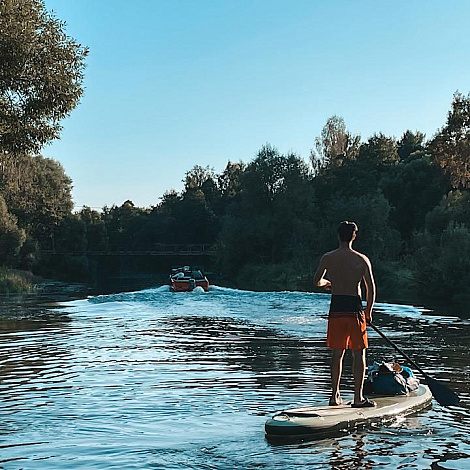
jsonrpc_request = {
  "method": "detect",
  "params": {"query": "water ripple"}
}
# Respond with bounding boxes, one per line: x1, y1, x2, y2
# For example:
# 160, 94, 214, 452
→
0, 286, 468, 468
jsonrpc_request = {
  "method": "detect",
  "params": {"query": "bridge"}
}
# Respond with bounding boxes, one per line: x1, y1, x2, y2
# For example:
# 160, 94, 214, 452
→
41, 244, 215, 257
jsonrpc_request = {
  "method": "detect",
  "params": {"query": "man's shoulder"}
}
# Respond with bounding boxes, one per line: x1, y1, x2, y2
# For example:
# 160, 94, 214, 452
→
352, 250, 372, 264
321, 249, 338, 260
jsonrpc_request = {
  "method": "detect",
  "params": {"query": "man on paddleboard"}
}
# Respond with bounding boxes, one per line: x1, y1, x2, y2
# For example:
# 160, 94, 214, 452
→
314, 221, 376, 408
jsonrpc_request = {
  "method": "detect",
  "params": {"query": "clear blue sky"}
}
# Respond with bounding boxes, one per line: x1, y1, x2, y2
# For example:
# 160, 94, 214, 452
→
43, 0, 470, 210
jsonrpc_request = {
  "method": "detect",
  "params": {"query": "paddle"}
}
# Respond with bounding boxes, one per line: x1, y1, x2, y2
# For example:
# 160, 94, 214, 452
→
368, 321, 460, 406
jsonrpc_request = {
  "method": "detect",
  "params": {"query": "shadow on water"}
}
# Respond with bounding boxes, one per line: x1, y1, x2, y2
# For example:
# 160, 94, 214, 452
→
147, 314, 329, 390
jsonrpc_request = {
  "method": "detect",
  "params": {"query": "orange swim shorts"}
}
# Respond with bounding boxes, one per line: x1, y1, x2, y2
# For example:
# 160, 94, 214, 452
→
327, 314, 368, 350
326, 295, 368, 350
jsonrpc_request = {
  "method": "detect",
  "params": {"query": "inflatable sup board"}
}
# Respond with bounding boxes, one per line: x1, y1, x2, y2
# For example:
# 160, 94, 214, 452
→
265, 384, 432, 438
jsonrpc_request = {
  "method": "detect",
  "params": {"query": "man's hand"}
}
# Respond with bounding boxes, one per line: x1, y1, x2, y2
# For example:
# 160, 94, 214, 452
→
317, 278, 331, 291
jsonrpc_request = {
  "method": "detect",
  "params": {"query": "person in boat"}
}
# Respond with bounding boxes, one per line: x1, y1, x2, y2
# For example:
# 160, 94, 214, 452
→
313, 221, 376, 408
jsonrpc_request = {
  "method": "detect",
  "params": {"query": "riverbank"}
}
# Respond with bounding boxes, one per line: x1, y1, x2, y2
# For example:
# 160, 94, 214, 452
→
0, 268, 39, 294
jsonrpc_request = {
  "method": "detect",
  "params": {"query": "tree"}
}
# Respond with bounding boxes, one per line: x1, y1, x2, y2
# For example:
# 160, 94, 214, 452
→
413, 222, 470, 301
423, 190, 470, 235
184, 165, 216, 191
54, 214, 87, 253
311, 116, 360, 173
317, 191, 401, 261
381, 153, 450, 240
0, 195, 25, 265
397, 130, 426, 161
218, 160, 245, 200
77, 207, 108, 252
183, 165, 220, 210
217, 146, 318, 272
178, 189, 218, 243
102, 201, 149, 250
0, 0, 88, 155
0, 154, 74, 242
241, 144, 289, 211
429, 92, 470, 189
357, 133, 399, 166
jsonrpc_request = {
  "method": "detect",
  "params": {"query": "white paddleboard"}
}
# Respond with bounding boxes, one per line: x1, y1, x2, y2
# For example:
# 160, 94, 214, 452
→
265, 384, 432, 438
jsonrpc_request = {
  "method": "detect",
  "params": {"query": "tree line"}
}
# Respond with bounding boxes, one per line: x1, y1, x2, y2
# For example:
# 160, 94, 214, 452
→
1, 1, 470, 304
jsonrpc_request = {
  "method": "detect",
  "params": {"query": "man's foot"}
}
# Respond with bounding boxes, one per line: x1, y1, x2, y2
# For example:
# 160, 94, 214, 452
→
329, 395, 343, 406
351, 398, 376, 408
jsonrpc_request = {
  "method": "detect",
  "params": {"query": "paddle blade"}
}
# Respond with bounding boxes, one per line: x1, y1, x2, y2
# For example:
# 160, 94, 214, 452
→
423, 375, 460, 406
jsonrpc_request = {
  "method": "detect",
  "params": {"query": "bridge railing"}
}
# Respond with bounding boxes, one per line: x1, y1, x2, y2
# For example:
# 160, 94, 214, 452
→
40, 243, 215, 256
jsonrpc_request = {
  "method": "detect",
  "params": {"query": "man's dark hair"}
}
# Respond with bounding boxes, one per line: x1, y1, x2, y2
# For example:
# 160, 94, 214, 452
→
337, 221, 358, 242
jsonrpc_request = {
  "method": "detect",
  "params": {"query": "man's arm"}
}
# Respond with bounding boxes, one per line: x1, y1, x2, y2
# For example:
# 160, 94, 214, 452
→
313, 254, 331, 289
363, 257, 376, 322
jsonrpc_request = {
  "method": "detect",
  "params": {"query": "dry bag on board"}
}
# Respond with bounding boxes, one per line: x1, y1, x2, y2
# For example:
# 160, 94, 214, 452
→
364, 361, 420, 396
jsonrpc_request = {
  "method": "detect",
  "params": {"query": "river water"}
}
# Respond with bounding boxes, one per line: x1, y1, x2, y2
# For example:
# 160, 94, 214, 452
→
0, 285, 468, 469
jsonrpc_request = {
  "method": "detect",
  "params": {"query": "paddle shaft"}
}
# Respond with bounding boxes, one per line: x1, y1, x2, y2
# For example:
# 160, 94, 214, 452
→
368, 322, 429, 378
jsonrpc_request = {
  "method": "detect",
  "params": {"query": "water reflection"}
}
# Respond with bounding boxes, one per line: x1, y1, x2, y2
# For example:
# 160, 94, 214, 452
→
152, 315, 325, 391
327, 435, 374, 470
0, 286, 468, 468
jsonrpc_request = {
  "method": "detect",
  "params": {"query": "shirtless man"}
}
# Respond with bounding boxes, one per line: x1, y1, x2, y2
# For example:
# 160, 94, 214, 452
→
313, 221, 376, 408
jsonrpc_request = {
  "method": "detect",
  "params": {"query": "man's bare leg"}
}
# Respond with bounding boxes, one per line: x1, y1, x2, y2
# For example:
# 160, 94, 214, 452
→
352, 349, 366, 404
330, 348, 345, 405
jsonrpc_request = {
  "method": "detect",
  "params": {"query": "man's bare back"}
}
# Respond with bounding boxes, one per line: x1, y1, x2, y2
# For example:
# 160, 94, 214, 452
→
314, 237, 375, 320
319, 247, 370, 297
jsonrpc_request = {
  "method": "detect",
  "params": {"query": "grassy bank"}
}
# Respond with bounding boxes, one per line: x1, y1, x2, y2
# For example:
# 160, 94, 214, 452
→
0, 268, 38, 294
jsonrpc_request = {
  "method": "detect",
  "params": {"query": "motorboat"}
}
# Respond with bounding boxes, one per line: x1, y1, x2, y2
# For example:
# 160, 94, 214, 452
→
170, 266, 209, 292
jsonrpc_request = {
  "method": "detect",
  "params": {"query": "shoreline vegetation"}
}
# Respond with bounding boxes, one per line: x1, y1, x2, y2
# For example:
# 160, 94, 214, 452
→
2, 3, 470, 313
0, 268, 38, 294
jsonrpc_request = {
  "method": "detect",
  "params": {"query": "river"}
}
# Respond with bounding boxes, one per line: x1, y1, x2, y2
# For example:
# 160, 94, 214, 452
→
0, 285, 468, 469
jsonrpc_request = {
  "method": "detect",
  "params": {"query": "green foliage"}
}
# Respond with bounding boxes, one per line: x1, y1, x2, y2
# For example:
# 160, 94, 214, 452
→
49, 255, 92, 282
0, 267, 34, 293
424, 190, 470, 235
429, 92, 470, 189
17, 237, 39, 271
145, 189, 218, 246
0, 0, 85, 285
214, 145, 318, 275
397, 130, 425, 160
0, 154, 73, 241
357, 133, 400, 166
235, 262, 313, 292
0, 0, 88, 154
372, 260, 416, 303
218, 161, 245, 201
77, 207, 108, 252
241, 144, 290, 209
54, 215, 87, 253
413, 222, 470, 301
317, 191, 402, 260
0, 194, 25, 265
102, 201, 149, 250
311, 115, 360, 174
381, 152, 450, 240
